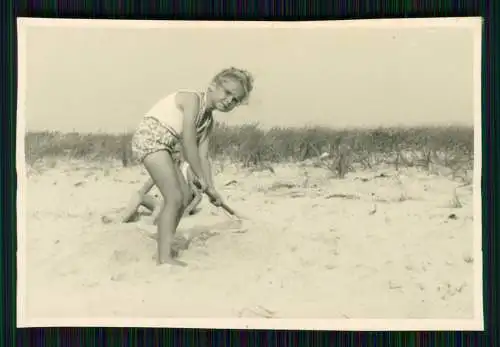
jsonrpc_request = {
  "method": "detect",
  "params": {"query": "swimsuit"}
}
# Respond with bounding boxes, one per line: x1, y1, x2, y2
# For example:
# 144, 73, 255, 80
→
131, 90, 213, 163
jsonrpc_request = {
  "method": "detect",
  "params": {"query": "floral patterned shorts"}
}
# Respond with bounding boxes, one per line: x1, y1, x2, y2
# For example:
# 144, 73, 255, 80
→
131, 117, 182, 163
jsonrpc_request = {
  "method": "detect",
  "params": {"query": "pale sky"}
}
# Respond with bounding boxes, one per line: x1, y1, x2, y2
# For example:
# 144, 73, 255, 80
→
21, 20, 477, 133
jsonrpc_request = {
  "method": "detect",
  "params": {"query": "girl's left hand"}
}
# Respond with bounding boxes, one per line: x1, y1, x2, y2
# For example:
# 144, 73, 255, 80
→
205, 187, 223, 207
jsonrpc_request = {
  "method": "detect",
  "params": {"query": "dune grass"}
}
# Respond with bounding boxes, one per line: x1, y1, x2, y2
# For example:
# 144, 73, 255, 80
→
25, 122, 474, 177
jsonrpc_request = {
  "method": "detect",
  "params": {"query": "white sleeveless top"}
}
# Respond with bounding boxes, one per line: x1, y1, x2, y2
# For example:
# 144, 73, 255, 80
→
144, 90, 213, 144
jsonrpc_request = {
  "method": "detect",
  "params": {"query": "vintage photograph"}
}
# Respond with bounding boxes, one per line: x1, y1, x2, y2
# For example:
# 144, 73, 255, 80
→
17, 18, 483, 330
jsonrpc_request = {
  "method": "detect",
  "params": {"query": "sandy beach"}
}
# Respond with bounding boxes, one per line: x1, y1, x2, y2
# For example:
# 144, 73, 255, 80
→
20, 159, 476, 322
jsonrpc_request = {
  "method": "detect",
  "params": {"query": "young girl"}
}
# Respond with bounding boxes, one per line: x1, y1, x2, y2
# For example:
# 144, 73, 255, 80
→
130, 67, 254, 266
119, 160, 203, 224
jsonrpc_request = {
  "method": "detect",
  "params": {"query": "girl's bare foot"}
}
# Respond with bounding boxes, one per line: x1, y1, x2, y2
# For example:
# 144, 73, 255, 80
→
159, 257, 187, 267
153, 253, 187, 266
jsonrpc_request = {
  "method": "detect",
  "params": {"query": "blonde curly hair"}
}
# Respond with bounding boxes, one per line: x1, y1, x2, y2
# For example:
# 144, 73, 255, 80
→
211, 67, 254, 104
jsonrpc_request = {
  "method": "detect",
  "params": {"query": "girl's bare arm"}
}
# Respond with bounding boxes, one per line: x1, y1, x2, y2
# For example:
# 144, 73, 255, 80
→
177, 92, 207, 186
198, 134, 214, 188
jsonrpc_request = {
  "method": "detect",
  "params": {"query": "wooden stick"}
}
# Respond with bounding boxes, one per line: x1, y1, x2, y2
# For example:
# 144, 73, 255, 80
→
206, 191, 242, 218
193, 181, 245, 219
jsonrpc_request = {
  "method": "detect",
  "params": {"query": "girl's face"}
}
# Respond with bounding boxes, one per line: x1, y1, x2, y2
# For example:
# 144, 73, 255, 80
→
210, 78, 247, 113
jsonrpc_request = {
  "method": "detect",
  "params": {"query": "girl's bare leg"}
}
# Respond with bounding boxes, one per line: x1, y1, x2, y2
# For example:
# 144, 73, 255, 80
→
119, 178, 156, 223
151, 200, 165, 225
151, 192, 199, 224
184, 190, 202, 216
175, 163, 194, 219
141, 194, 159, 213
133, 195, 160, 225
182, 166, 202, 216
143, 151, 187, 267
150, 162, 191, 224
